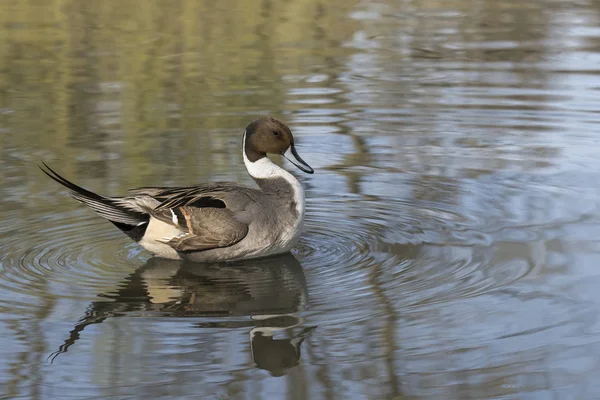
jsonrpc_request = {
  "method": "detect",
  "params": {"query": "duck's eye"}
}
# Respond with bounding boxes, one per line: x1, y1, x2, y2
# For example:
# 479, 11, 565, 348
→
272, 130, 280, 136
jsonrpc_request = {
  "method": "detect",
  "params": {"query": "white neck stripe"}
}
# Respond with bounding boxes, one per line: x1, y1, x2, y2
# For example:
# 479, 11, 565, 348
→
242, 130, 294, 180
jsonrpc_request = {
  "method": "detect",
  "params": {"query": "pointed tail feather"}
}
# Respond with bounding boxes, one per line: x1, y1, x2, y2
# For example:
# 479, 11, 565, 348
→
39, 162, 149, 229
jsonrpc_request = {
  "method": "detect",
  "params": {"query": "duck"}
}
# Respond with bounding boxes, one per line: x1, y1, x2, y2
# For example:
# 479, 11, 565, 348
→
40, 117, 314, 262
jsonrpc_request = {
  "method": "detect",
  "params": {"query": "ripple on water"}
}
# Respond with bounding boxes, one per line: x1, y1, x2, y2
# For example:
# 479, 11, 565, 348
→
297, 185, 564, 323
0, 210, 145, 313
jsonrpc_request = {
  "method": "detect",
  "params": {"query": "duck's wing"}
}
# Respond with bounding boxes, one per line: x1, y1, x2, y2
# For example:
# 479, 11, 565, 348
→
129, 182, 261, 210
40, 164, 254, 253
130, 184, 258, 253
153, 206, 249, 252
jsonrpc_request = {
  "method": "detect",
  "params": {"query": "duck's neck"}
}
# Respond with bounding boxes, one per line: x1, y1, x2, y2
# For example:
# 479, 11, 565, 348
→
242, 134, 305, 217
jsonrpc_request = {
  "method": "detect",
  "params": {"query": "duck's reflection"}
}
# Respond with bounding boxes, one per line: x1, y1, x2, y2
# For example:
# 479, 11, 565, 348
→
49, 253, 316, 376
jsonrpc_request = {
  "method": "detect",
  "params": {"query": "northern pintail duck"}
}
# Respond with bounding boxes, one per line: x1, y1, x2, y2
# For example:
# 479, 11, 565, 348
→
41, 117, 314, 262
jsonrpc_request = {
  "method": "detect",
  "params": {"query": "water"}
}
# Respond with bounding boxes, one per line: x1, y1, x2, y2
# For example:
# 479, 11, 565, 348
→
2, 0, 600, 398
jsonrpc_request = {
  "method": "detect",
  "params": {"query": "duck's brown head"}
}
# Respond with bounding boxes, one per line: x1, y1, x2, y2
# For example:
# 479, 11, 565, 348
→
243, 117, 314, 174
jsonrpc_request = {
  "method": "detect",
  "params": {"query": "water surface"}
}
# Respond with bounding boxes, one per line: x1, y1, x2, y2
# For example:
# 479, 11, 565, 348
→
2, 0, 600, 398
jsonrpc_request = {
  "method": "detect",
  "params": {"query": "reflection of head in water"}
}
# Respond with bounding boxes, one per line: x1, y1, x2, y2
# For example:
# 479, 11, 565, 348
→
47, 253, 316, 376
253, 332, 300, 377
250, 316, 316, 377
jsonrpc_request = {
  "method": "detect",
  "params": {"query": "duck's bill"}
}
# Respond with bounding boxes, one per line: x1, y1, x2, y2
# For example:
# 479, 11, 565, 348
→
283, 144, 314, 174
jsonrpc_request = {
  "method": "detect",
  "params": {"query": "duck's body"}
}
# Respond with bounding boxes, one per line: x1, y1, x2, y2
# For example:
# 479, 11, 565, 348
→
41, 117, 314, 262
129, 164, 305, 262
